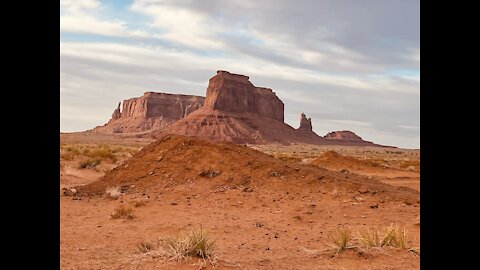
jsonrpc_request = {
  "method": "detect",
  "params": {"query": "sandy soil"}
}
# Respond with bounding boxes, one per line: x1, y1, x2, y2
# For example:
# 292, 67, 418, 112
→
60, 133, 420, 270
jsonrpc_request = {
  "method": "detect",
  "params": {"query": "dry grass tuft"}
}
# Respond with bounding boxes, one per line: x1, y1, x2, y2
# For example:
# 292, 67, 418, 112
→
389, 225, 408, 249
141, 227, 216, 264
110, 205, 134, 220
357, 224, 419, 256
106, 187, 122, 199
326, 229, 354, 255
78, 159, 101, 169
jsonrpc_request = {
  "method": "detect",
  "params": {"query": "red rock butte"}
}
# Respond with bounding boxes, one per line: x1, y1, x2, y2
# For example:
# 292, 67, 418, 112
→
92, 92, 205, 134
90, 70, 388, 147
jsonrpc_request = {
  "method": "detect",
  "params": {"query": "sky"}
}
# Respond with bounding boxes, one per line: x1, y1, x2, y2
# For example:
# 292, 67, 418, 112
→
60, 0, 420, 149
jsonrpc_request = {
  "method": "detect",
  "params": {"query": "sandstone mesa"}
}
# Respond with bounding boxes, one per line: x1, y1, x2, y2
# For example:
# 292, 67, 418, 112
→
90, 70, 385, 147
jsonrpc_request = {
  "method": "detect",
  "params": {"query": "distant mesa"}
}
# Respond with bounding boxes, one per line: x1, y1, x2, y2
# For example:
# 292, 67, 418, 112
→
92, 92, 205, 134
90, 70, 387, 147
325, 130, 367, 142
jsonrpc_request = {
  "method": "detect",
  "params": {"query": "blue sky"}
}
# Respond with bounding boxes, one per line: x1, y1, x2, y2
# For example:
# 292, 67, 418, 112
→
60, 0, 419, 148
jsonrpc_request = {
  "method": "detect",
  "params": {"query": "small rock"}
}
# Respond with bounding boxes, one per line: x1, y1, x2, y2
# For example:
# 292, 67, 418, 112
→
340, 169, 349, 174
156, 156, 163, 162
370, 190, 377, 195
362, 215, 366, 218
130, 185, 136, 188
370, 204, 379, 209
171, 202, 177, 205
149, 171, 154, 175
358, 187, 369, 194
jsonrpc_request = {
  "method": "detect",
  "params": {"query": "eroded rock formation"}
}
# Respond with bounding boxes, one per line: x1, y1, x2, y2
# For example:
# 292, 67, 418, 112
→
205, 71, 284, 121
157, 71, 326, 144
93, 92, 205, 134
298, 113, 312, 131
90, 70, 387, 147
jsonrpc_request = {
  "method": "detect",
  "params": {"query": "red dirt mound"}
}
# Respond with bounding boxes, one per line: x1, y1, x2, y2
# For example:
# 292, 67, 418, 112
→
311, 150, 382, 171
80, 135, 418, 203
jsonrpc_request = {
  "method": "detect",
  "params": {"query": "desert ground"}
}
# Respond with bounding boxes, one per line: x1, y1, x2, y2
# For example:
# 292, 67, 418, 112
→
60, 133, 420, 270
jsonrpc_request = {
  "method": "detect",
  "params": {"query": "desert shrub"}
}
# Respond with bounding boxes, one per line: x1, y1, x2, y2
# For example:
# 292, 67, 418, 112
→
357, 224, 420, 256
105, 187, 122, 199
78, 159, 101, 169
110, 205, 134, 220
327, 229, 354, 255
87, 148, 117, 163
148, 227, 216, 262
60, 152, 75, 161
388, 225, 408, 249
357, 226, 396, 248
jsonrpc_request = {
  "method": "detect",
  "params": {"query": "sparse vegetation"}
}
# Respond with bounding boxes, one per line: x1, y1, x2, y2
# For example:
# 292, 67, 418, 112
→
78, 159, 101, 169
60, 143, 141, 162
357, 224, 420, 256
327, 229, 354, 255
111, 205, 134, 220
139, 227, 216, 263
106, 187, 122, 199
357, 226, 396, 248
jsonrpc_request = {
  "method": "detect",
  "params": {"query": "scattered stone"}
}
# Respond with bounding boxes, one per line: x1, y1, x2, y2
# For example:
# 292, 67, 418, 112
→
170, 202, 177, 205
199, 169, 221, 178
149, 171, 154, 175
255, 222, 264, 227
63, 188, 78, 196
243, 187, 254, 192
358, 187, 369, 194
271, 171, 281, 177
370, 204, 379, 209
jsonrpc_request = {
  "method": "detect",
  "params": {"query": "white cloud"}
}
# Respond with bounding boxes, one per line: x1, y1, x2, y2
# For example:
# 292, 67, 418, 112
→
61, 0, 100, 13
131, 0, 225, 49
61, 15, 149, 38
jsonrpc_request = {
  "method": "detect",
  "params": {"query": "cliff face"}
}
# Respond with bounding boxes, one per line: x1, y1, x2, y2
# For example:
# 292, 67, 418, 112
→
205, 71, 284, 122
93, 92, 205, 134
120, 92, 204, 120
157, 71, 327, 144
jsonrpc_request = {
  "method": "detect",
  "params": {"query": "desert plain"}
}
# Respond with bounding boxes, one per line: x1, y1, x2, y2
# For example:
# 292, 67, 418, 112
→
60, 132, 419, 270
